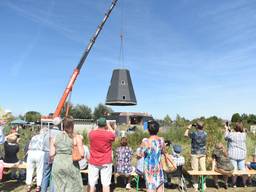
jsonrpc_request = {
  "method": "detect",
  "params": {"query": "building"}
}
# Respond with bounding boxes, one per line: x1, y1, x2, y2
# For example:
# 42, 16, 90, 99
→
108, 112, 153, 125
74, 119, 95, 133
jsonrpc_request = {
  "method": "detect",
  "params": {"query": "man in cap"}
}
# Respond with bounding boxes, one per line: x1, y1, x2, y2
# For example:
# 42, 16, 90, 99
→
41, 117, 61, 192
88, 117, 116, 192
184, 121, 207, 191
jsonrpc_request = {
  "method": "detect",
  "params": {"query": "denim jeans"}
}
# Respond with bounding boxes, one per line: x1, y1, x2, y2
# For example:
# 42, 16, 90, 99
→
41, 152, 53, 192
230, 159, 245, 170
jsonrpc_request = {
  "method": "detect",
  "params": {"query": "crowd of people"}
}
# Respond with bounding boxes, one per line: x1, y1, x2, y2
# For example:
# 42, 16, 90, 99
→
185, 121, 256, 191
0, 116, 256, 192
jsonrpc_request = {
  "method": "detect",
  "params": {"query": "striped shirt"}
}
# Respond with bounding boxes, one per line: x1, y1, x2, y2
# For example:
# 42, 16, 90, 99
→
171, 153, 185, 167
225, 131, 246, 160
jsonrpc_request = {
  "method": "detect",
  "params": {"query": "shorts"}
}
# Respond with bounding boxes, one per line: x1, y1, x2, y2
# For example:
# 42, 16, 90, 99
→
191, 154, 206, 171
88, 163, 112, 187
230, 159, 245, 170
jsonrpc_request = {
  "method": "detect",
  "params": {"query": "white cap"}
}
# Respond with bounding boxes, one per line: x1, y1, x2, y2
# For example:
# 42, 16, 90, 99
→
4, 109, 12, 114
53, 117, 62, 126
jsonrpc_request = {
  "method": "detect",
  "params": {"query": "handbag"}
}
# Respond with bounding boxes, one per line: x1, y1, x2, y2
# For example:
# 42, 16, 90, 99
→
72, 136, 82, 161
161, 153, 177, 173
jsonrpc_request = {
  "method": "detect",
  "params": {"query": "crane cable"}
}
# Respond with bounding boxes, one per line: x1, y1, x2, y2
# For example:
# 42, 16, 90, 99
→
118, 0, 125, 69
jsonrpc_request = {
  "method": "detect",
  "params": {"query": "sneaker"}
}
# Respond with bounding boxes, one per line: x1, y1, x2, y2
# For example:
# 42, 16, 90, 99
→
203, 183, 207, 190
35, 186, 41, 192
193, 183, 198, 192
233, 184, 237, 188
126, 183, 131, 190
214, 184, 219, 189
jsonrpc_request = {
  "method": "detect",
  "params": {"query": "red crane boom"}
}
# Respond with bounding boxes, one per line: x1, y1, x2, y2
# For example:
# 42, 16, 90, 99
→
53, 0, 119, 117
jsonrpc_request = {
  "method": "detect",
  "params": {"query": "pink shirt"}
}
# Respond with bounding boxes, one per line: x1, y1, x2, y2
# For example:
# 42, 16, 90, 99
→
89, 129, 115, 166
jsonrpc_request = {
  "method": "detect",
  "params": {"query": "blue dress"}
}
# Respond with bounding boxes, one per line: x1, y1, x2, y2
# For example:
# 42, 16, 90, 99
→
139, 137, 165, 190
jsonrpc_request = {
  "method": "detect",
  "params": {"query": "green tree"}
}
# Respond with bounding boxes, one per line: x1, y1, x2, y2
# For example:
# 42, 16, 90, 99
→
61, 102, 74, 118
241, 113, 248, 122
93, 103, 113, 120
174, 114, 189, 128
72, 104, 92, 119
231, 113, 241, 123
247, 114, 256, 124
25, 111, 41, 122
61, 103, 92, 119
18, 114, 25, 120
163, 115, 172, 126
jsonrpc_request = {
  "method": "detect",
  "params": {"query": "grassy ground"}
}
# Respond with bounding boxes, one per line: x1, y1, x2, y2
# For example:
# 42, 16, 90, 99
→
1, 181, 255, 192
1, 176, 256, 192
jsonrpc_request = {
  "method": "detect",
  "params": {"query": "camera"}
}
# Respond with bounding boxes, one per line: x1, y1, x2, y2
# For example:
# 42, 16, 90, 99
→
192, 123, 197, 127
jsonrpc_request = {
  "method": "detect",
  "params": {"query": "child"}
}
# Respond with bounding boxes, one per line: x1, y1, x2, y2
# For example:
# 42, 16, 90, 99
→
164, 144, 185, 188
115, 136, 133, 189
212, 143, 234, 189
171, 145, 185, 167
246, 147, 256, 170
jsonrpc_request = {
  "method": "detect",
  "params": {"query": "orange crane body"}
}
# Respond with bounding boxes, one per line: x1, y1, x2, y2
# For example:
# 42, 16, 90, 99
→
51, 0, 118, 118
53, 69, 79, 117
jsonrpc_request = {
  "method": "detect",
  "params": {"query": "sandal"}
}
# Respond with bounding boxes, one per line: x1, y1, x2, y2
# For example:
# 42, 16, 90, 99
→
26, 185, 32, 192
35, 186, 41, 192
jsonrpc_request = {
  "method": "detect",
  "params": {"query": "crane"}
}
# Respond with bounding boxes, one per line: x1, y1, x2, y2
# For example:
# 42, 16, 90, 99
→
52, 0, 119, 118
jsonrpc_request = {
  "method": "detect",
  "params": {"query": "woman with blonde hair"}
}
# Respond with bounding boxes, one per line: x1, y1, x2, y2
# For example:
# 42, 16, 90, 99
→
50, 117, 84, 192
3, 133, 20, 180
212, 143, 234, 189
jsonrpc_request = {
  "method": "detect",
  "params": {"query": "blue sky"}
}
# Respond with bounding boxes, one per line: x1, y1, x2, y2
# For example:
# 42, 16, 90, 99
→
0, 0, 256, 120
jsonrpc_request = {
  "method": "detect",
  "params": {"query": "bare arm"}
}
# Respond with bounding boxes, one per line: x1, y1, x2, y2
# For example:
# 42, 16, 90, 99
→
106, 122, 115, 133
49, 137, 56, 160
212, 159, 216, 171
184, 124, 192, 137
162, 138, 168, 154
224, 124, 231, 139
76, 135, 85, 158
137, 140, 146, 158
